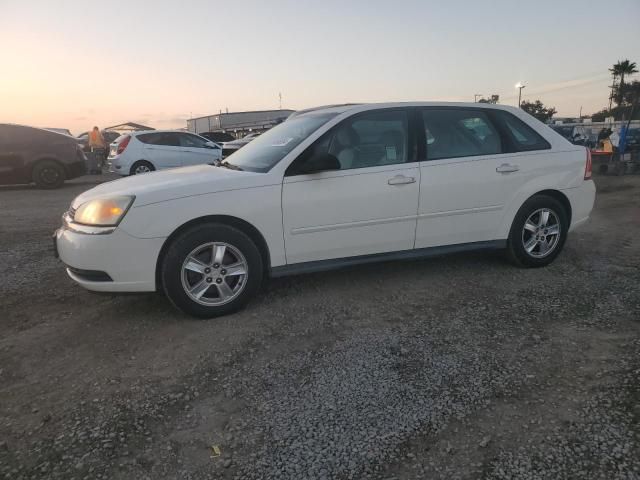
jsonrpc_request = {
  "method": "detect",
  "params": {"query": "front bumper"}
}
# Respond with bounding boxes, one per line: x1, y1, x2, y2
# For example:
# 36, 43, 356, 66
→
54, 226, 165, 292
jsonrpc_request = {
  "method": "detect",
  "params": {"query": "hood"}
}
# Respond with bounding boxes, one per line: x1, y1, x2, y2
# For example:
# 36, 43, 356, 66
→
72, 165, 266, 209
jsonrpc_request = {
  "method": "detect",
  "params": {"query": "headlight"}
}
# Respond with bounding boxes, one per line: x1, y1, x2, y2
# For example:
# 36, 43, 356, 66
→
74, 196, 134, 226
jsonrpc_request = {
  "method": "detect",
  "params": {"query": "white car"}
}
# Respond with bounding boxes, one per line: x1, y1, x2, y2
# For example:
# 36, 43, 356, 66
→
107, 130, 222, 176
54, 102, 595, 318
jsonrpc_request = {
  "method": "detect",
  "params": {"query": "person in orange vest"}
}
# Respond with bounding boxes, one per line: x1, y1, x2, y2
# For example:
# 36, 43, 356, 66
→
88, 126, 106, 174
89, 126, 105, 150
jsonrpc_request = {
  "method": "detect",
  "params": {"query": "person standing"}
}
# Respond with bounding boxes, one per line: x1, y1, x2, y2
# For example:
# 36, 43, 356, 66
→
88, 126, 106, 174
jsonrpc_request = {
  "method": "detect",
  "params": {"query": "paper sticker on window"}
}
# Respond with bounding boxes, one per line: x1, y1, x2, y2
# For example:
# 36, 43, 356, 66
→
386, 146, 397, 161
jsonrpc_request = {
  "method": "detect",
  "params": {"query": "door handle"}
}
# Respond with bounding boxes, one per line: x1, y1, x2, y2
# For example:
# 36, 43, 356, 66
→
388, 175, 416, 185
496, 163, 519, 173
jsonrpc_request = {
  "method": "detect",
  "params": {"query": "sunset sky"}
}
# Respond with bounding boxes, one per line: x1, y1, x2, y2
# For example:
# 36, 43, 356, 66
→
1, 0, 639, 134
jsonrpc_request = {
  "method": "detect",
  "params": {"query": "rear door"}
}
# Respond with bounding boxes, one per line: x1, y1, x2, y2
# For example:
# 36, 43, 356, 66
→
178, 133, 221, 166
415, 108, 511, 248
138, 132, 182, 170
415, 107, 555, 249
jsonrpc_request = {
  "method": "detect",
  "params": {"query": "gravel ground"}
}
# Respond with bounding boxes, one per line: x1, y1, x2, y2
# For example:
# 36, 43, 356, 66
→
0, 174, 639, 479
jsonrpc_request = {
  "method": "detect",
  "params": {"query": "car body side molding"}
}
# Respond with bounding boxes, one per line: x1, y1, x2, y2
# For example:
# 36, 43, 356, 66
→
270, 240, 507, 277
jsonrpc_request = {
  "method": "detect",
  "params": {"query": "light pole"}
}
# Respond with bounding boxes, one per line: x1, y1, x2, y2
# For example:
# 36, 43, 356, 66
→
515, 82, 525, 108
474, 94, 483, 103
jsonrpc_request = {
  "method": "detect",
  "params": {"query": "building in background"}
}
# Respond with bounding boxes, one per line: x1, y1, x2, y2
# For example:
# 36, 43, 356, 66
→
187, 109, 294, 138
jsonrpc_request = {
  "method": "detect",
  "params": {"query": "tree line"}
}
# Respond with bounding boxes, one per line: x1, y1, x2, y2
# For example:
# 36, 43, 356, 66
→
477, 59, 638, 123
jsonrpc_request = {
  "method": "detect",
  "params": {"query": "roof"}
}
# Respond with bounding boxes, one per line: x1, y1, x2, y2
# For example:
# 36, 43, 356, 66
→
104, 122, 155, 131
288, 104, 361, 118
294, 101, 522, 115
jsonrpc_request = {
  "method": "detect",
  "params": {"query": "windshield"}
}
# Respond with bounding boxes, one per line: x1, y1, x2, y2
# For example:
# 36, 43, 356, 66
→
224, 112, 338, 172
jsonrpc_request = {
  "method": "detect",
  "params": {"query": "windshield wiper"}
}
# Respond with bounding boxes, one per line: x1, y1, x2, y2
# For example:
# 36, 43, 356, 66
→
219, 161, 244, 171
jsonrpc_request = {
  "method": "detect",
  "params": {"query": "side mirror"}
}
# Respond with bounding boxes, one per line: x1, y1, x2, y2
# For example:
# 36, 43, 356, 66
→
297, 153, 340, 174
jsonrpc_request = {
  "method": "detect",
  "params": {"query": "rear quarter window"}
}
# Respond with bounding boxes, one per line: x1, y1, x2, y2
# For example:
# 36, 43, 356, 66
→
491, 111, 551, 152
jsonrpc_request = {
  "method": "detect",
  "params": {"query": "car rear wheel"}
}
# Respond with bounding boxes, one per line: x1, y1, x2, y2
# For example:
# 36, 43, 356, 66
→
33, 160, 65, 189
130, 160, 155, 175
161, 223, 263, 318
507, 195, 568, 267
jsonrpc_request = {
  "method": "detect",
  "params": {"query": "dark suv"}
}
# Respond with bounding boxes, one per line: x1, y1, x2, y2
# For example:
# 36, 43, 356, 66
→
0, 124, 87, 188
199, 131, 235, 143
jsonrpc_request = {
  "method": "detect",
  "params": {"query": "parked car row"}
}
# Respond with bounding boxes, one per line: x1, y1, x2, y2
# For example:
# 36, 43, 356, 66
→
221, 132, 261, 158
550, 124, 640, 153
54, 102, 595, 319
0, 123, 232, 188
550, 125, 594, 148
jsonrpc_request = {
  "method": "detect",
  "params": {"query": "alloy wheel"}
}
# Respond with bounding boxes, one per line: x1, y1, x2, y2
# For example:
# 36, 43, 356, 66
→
521, 208, 561, 258
180, 242, 248, 306
134, 165, 151, 174
41, 167, 60, 184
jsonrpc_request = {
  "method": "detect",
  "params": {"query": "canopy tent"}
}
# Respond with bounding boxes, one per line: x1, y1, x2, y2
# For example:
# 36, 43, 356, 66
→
104, 122, 154, 134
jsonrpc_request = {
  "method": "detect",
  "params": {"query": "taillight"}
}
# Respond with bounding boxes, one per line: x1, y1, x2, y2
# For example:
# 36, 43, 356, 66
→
584, 148, 592, 180
116, 135, 131, 155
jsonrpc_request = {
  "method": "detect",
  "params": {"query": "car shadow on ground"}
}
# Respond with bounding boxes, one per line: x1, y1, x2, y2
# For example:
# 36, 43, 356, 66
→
263, 249, 509, 295
75, 248, 511, 322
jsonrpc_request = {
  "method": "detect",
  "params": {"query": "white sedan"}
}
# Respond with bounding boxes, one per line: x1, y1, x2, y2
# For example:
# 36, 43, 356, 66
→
54, 102, 595, 318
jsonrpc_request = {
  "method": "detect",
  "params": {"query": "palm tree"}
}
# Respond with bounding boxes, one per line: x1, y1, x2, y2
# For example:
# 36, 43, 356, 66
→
610, 60, 638, 106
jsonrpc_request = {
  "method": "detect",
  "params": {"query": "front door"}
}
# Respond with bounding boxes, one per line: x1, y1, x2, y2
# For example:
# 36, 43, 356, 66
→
282, 109, 420, 265
178, 133, 221, 166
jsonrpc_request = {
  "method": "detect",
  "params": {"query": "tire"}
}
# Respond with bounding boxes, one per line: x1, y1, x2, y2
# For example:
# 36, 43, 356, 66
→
161, 223, 263, 318
130, 160, 155, 175
32, 160, 65, 189
507, 195, 568, 268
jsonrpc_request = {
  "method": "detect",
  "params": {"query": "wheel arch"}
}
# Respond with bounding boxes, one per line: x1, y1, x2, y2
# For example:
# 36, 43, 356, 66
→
129, 159, 156, 174
501, 188, 573, 240
531, 189, 572, 226
155, 215, 271, 290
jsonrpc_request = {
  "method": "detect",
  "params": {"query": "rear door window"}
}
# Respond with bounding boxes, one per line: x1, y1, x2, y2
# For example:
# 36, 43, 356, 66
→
421, 109, 502, 160
137, 132, 180, 146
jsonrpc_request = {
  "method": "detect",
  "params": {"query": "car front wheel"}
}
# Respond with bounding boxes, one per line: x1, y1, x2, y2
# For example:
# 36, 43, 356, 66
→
507, 195, 568, 267
161, 223, 263, 318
